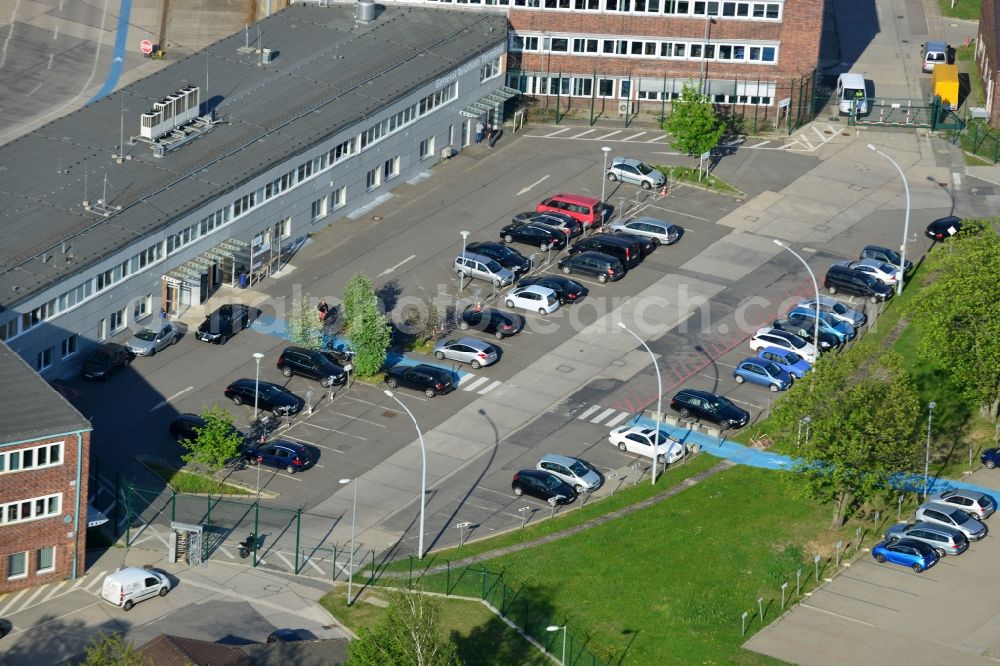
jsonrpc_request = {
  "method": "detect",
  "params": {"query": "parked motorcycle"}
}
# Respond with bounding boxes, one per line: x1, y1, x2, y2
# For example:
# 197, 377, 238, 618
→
238, 532, 257, 559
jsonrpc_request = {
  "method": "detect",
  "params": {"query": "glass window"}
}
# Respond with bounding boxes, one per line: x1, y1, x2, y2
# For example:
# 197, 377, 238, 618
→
37, 547, 55, 573
7, 552, 26, 579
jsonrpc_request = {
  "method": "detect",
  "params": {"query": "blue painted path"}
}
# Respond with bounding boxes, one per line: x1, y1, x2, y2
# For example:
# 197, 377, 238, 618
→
87, 0, 134, 104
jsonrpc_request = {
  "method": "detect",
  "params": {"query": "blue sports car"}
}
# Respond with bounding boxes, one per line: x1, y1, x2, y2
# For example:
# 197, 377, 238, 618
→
871, 537, 939, 573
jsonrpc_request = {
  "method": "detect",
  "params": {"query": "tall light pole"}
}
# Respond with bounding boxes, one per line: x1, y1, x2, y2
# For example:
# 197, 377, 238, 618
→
699, 11, 717, 88
600, 146, 612, 204
459, 229, 470, 291
252, 352, 265, 419
618, 322, 662, 484
924, 401, 936, 499
339, 478, 357, 604
868, 144, 910, 296
385, 390, 427, 558
773, 240, 820, 364
546, 625, 567, 666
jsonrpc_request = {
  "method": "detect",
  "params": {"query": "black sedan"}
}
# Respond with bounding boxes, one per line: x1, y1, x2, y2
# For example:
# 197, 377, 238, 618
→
771, 318, 840, 352
224, 379, 305, 416
512, 469, 575, 505
511, 211, 583, 238
80, 343, 131, 381
459, 305, 524, 339
516, 275, 586, 305
925, 215, 963, 241
669, 388, 750, 430
196, 304, 256, 344
500, 222, 567, 252
466, 242, 532, 276
384, 363, 455, 398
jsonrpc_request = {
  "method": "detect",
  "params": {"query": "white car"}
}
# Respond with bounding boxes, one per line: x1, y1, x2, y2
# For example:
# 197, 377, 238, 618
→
504, 285, 560, 315
749, 327, 818, 364
608, 425, 686, 465
843, 259, 902, 286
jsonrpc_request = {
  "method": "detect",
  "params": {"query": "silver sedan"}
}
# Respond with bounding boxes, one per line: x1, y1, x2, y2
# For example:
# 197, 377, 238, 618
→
127, 323, 178, 356
432, 337, 498, 369
606, 157, 666, 190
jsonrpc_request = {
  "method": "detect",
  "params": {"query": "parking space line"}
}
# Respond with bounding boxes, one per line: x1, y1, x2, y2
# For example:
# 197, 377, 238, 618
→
623, 132, 647, 141
545, 127, 570, 137
461, 376, 490, 392
591, 408, 616, 423
538, 268, 605, 287
714, 361, 738, 369
280, 433, 346, 453
20, 585, 48, 610
296, 421, 367, 441
605, 411, 632, 427
40, 581, 68, 604
83, 572, 107, 592
325, 411, 387, 428
574, 129, 596, 138
476, 486, 515, 499
0, 589, 28, 617
274, 551, 295, 572
304, 557, 325, 575
577, 405, 601, 420
594, 130, 621, 140
645, 134, 668, 142
645, 206, 711, 222
339, 395, 398, 412
478, 380, 502, 395
800, 602, 878, 627
726, 397, 763, 409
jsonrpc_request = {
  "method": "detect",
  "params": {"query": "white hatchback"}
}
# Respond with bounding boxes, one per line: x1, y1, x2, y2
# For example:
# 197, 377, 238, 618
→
504, 285, 561, 315
608, 425, 686, 465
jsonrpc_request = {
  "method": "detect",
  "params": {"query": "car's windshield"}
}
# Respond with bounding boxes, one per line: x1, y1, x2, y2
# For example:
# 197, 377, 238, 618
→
948, 509, 969, 524
830, 302, 847, 315
568, 460, 589, 476
260, 385, 283, 399
134, 329, 156, 341
763, 361, 781, 375
636, 162, 653, 175
845, 87, 864, 99
485, 260, 503, 272
542, 475, 563, 490
781, 351, 801, 364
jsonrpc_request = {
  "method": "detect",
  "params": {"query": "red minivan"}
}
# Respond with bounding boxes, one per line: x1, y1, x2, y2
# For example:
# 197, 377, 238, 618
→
536, 193, 605, 228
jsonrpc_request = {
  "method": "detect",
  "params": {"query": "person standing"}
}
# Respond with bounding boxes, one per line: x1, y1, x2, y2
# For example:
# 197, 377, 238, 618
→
475, 119, 485, 144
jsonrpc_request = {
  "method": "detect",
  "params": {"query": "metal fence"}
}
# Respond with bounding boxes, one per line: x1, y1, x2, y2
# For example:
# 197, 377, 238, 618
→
953, 119, 1000, 163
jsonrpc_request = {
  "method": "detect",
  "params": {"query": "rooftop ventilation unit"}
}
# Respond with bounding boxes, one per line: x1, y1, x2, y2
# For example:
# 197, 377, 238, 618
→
356, 0, 375, 24
140, 85, 201, 141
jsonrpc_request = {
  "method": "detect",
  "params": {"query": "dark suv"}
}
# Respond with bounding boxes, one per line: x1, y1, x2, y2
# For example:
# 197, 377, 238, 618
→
569, 234, 642, 269
385, 364, 455, 397
277, 347, 347, 387
245, 440, 313, 474
466, 242, 532, 276
224, 379, 304, 416
669, 389, 750, 430
80, 343, 131, 381
824, 264, 893, 303
459, 305, 523, 339
196, 304, 254, 344
557, 251, 624, 283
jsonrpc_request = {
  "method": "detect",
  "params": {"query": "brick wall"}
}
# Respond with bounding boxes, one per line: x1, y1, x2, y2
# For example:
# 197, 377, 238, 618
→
0, 431, 90, 593
978, 0, 1000, 126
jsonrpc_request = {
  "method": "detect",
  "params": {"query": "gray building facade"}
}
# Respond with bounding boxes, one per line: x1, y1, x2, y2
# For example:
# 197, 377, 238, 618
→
0, 4, 511, 379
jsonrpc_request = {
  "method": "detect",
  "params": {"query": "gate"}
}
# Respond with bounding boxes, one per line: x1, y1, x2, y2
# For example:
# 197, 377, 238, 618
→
847, 96, 964, 131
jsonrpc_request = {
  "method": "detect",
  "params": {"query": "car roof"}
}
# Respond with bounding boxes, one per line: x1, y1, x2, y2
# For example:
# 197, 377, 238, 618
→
919, 501, 966, 515
936, 489, 987, 500
518, 284, 556, 296
544, 192, 602, 206
453, 337, 492, 350
539, 453, 584, 467
759, 346, 795, 358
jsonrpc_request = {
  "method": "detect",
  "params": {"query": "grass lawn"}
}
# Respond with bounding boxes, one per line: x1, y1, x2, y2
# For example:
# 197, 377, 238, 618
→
321, 590, 552, 666
939, 0, 981, 20
146, 462, 252, 495
410, 465, 874, 666
382, 454, 720, 574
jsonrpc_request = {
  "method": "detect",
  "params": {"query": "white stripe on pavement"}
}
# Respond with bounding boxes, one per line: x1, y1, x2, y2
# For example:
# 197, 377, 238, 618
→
21, 585, 48, 610
545, 127, 571, 137
461, 376, 490, 392
591, 408, 616, 423
84, 572, 107, 592
41, 581, 68, 604
574, 129, 597, 138
605, 411, 632, 428
478, 380, 502, 395
0, 589, 28, 617
594, 131, 621, 140
577, 405, 601, 420
624, 132, 647, 141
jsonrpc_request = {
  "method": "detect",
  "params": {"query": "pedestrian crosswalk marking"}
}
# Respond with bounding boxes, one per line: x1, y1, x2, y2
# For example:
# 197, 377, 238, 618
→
478, 380, 502, 395
605, 411, 632, 427
591, 408, 616, 423
577, 405, 601, 420
460, 376, 490, 392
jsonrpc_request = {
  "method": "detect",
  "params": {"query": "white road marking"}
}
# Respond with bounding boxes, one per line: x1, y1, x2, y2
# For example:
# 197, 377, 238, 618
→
477, 380, 502, 395
323, 411, 387, 428
477, 486, 516, 498
278, 433, 346, 453
605, 411, 632, 427
274, 551, 295, 571
811, 126, 826, 141
591, 408, 617, 423
516, 174, 550, 196
0, 589, 28, 617
645, 135, 669, 143
149, 386, 195, 412
305, 557, 325, 575
574, 129, 596, 138
595, 131, 622, 140
623, 132, 648, 141
800, 602, 878, 627
952, 172, 962, 187
577, 405, 601, 420
296, 421, 367, 441
378, 254, 416, 277
544, 127, 570, 137
461, 376, 490, 392
40, 581, 68, 604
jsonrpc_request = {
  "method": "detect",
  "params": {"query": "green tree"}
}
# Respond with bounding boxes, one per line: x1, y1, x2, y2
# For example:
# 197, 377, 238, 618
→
343, 273, 377, 334
664, 81, 725, 157
180, 405, 244, 470
348, 591, 462, 666
348, 297, 392, 376
81, 632, 148, 666
905, 219, 1000, 418
771, 354, 920, 527
286, 291, 324, 350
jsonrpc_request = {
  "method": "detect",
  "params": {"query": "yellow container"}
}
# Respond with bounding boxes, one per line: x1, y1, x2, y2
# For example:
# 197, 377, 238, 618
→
932, 64, 959, 109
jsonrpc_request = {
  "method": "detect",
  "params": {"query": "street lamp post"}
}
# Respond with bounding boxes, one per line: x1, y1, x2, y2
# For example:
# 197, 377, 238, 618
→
252, 352, 265, 419
459, 229, 470, 292
868, 144, 910, 296
600, 146, 612, 205
338, 478, 358, 604
384, 390, 427, 558
546, 625, 567, 666
618, 322, 663, 485
924, 401, 936, 499
773, 240, 820, 363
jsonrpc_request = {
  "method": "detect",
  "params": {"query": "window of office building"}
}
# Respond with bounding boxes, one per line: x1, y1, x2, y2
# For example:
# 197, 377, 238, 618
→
7, 552, 26, 580
366, 167, 381, 191
110, 308, 125, 333
134, 294, 152, 322
60, 334, 77, 358
419, 136, 435, 160
36, 547, 55, 574
310, 197, 328, 221
383, 156, 400, 181
330, 186, 347, 210
36, 347, 52, 371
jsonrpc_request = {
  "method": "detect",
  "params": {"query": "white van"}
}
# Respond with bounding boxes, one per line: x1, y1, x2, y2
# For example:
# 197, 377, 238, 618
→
100, 567, 170, 611
836, 73, 868, 114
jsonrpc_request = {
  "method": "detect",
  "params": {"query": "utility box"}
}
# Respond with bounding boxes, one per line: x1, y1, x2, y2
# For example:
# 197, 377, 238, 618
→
932, 64, 959, 110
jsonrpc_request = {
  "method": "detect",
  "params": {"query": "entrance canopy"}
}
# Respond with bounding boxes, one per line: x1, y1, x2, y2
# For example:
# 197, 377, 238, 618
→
459, 86, 520, 118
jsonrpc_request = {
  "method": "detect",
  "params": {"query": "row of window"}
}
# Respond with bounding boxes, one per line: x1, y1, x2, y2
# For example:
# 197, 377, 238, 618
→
423, 0, 782, 19
0, 442, 63, 474
509, 74, 777, 105
7, 547, 56, 581
0, 494, 61, 527
0, 82, 464, 344
511, 34, 778, 64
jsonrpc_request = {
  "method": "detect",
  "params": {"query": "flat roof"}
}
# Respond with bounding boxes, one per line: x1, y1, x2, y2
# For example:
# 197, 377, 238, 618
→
0, 4, 507, 309
0, 340, 91, 442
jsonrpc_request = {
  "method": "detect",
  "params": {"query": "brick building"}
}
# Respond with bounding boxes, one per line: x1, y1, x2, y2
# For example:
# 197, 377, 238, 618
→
0, 341, 91, 593
977, 0, 1000, 126
503, 0, 825, 125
